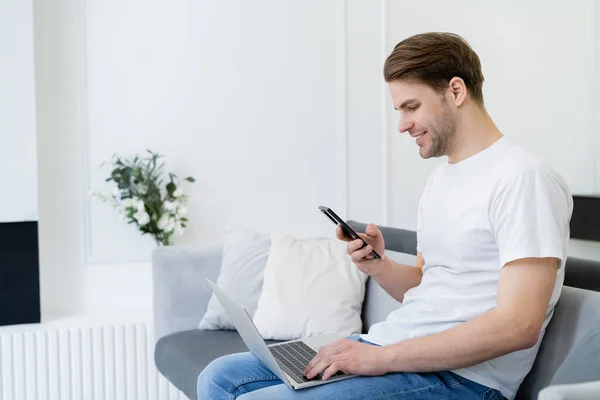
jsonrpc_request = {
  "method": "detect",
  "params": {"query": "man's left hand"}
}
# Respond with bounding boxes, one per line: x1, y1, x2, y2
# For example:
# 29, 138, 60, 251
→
304, 338, 389, 380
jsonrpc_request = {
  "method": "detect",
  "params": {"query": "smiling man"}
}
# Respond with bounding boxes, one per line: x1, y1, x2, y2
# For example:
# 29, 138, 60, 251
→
197, 32, 573, 400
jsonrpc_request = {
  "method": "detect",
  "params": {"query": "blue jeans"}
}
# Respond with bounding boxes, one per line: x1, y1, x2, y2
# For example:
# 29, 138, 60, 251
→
196, 336, 504, 400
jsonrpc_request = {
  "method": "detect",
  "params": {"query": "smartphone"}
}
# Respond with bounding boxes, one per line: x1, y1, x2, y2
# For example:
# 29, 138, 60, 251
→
318, 206, 381, 259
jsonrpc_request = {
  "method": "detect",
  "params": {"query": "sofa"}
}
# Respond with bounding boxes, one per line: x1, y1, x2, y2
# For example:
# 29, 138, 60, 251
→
153, 221, 600, 399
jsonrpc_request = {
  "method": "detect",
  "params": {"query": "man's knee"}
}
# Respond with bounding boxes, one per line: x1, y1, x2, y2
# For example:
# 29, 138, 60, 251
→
201, 353, 238, 379
197, 353, 244, 398
197, 352, 282, 399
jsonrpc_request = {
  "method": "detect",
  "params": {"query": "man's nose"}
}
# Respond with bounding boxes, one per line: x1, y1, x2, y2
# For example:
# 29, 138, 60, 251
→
398, 116, 414, 134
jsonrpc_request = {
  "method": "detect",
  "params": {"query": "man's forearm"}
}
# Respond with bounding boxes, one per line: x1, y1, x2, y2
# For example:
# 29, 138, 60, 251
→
374, 257, 423, 302
381, 308, 536, 373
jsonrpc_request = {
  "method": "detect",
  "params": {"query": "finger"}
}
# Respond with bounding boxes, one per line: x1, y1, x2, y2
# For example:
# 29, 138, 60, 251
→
304, 356, 319, 376
365, 223, 382, 239
307, 357, 332, 379
347, 239, 366, 254
322, 361, 343, 381
304, 344, 335, 375
305, 339, 351, 377
336, 226, 353, 242
351, 245, 374, 263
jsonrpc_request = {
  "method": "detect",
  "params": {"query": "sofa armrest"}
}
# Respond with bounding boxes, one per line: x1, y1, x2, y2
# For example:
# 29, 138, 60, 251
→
538, 380, 600, 400
152, 244, 223, 342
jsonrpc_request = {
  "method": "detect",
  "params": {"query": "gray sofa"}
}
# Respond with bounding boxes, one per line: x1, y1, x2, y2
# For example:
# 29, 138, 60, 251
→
153, 221, 600, 399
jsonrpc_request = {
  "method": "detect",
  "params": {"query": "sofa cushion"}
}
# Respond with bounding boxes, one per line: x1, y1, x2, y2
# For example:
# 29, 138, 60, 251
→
550, 322, 600, 385
538, 380, 600, 400
154, 329, 281, 399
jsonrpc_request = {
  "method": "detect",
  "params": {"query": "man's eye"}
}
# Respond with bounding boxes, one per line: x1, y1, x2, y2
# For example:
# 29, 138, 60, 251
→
408, 105, 419, 111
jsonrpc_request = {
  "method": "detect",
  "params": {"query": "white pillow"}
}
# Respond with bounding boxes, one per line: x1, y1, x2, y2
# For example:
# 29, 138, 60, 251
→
198, 225, 270, 330
252, 234, 368, 340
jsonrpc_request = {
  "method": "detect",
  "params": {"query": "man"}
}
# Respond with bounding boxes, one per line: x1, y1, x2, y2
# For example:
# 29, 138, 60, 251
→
197, 32, 573, 400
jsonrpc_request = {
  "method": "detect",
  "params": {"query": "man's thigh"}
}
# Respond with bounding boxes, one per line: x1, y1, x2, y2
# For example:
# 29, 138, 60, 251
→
237, 370, 491, 400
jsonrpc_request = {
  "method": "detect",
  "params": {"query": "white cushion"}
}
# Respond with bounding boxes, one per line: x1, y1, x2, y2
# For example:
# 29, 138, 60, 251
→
252, 234, 368, 340
198, 225, 270, 330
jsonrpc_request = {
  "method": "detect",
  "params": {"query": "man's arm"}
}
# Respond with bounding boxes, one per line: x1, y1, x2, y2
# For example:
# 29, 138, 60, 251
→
305, 257, 559, 380
373, 252, 424, 303
381, 257, 559, 372
340, 225, 424, 303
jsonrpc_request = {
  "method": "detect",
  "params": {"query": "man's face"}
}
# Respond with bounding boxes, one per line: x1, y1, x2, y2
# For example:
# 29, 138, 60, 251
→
389, 80, 457, 159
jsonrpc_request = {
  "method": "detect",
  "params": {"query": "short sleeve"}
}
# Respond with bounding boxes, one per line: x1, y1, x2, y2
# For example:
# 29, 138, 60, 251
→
490, 169, 572, 268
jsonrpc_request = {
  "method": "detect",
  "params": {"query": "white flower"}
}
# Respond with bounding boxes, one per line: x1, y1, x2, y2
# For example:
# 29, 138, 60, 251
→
135, 210, 150, 226
177, 206, 188, 217
111, 187, 120, 198
164, 200, 178, 211
135, 199, 145, 211
88, 190, 100, 197
173, 189, 183, 198
157, 215, 170, 230
165, 218, 176, 232
174, 224, 184, 236
122, 198, 134, 208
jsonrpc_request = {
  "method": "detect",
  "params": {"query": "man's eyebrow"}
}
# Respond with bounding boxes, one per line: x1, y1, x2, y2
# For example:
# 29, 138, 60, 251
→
394, 98, 419, 110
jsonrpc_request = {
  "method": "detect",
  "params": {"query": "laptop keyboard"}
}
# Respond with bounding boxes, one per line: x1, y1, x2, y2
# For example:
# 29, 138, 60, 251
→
268, 340, 348, 384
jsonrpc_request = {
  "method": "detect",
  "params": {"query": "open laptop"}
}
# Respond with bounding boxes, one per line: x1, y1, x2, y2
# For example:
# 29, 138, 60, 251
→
205, 278, 356, 389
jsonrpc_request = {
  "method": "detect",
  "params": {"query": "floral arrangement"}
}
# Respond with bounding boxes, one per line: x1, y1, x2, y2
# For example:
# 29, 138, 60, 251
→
89, 150, 195, 246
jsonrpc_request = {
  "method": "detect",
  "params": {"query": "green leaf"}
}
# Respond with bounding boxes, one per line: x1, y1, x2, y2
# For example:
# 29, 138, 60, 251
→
185, 177, 195, 183
166, 182, 176, 194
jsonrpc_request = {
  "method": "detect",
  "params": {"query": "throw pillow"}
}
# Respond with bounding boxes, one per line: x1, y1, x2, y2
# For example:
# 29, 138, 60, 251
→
252, 234, 368, 340
198, 225, 271, 330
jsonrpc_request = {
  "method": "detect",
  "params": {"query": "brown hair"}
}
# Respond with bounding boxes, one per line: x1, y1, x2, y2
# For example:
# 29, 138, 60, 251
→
384, 32, 485, 104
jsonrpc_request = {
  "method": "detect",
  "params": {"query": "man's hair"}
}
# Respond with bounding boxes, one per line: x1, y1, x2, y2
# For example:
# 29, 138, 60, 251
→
384, 32, 485, 104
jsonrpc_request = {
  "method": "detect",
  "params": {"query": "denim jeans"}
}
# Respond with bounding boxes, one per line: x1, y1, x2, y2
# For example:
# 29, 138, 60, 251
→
196, 336, 504, 400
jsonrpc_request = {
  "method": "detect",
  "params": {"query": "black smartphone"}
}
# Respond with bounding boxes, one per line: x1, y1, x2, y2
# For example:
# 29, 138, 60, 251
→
318, 206, 381, 259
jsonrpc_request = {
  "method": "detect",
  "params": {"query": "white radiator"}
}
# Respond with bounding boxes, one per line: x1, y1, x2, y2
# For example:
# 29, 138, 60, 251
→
0, 323, 188, 400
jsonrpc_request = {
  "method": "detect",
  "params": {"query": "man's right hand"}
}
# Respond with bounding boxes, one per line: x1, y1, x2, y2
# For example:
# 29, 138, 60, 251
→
336, 223, 388, 277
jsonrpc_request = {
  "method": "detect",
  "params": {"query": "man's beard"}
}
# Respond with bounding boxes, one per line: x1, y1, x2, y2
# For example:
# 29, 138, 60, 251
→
423, 101, 457, 159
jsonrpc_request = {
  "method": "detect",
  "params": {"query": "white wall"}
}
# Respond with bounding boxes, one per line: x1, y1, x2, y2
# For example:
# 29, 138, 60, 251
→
84, 0, 343, 265
0, 0, 38, 223
35, 0, 600, 320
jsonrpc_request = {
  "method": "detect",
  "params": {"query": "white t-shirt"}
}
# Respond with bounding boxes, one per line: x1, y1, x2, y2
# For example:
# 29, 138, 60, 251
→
361, 136, 573, 400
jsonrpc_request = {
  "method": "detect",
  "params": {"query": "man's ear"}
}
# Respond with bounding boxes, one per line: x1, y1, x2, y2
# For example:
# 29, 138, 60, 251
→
448, 77, 467, 106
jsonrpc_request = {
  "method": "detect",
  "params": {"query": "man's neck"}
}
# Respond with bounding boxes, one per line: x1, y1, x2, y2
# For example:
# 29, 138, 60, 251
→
447, 106, 503, 164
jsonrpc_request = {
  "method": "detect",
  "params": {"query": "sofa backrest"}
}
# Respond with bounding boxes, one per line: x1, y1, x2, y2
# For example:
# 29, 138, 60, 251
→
347, 221, 600, 400
517, 286, 600, 399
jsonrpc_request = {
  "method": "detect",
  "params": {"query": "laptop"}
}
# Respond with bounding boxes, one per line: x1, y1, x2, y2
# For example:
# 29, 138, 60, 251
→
205, 278, 356, 389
